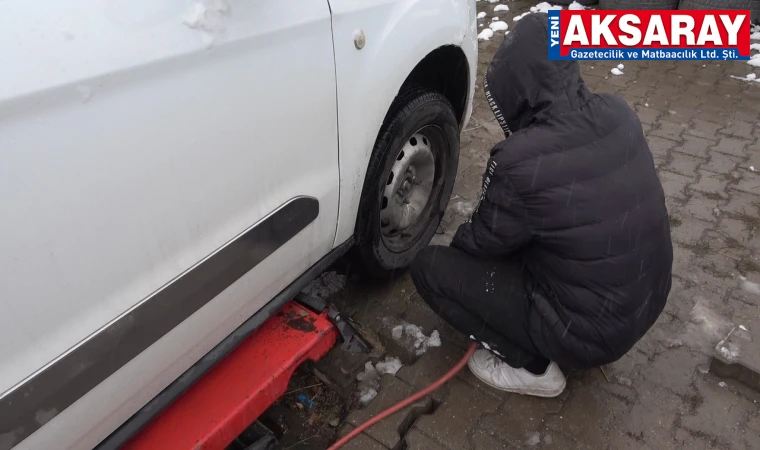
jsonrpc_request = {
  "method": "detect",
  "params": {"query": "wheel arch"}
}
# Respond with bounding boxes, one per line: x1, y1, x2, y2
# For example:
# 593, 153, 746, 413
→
396, 45, 471, 127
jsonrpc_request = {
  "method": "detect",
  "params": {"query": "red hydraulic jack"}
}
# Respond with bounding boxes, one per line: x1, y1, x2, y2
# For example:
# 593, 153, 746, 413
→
123, 294, 367, 450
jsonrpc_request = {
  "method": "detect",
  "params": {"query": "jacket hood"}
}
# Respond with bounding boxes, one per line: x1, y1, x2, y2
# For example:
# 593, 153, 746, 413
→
485, 13, 591, 134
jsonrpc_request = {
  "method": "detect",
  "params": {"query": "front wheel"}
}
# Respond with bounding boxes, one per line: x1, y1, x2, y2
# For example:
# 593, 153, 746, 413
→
354, 89, 460, 277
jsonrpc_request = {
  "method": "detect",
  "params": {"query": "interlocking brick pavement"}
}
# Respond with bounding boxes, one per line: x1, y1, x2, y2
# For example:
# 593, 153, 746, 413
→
333, 1, 760, 449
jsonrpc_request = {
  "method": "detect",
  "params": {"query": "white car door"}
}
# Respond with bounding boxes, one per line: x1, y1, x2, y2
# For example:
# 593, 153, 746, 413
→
0, 1, 338, 449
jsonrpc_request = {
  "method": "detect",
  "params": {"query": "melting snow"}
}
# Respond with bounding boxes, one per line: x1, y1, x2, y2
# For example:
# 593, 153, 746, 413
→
739, 325, 749, 331
568, 1, 586, 9
752, 43, 760, 51
487, 0, 500, 3
358, 388, 377, 405
611, 68, 624, 76
718, 381, 727, 388
492, 16, 500, 21
719, 343, 740, 362
392, 322, 442, 355
617, 64, 625, 70
494, 4, 509, 11
489, 21, 509, 32
748, 54, 760, 67
478, 28, 494, 41
514, 12, 530, 21
375, 357, 403, 376
752, 31, 760, 40
477, 11, 486, 19
526, 432, 541, 446
730, 74, 760, 83
740, 279, 760, 295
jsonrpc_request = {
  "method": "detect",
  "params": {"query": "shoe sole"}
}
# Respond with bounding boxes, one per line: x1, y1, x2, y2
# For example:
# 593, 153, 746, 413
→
467, 359, 567, 398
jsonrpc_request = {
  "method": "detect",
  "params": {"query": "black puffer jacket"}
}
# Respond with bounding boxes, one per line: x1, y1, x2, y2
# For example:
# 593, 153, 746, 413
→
452, 14, 673, 368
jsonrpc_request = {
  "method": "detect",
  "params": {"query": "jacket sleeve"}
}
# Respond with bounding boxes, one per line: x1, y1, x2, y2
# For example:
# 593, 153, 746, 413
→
451, 160, 532, 257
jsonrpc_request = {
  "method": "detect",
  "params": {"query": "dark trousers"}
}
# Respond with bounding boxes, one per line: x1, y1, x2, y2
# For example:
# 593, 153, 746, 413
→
411, 245, 549, 370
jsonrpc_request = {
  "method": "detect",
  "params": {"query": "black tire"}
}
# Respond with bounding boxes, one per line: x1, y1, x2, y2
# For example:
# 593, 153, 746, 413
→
679, 0, 759, 24
353, 89, 460, 278
551, 0, 598, 5
600, 0, 679, 9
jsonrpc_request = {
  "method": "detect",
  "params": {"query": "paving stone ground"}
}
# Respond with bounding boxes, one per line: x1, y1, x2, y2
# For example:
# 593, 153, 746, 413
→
330, 2, 760, 449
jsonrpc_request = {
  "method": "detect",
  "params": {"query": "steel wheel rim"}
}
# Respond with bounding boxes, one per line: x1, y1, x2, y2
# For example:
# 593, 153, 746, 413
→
379, 128, 440, 251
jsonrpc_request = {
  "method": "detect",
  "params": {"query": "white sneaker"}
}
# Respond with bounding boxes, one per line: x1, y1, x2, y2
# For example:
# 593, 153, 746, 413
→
467, 349, 566, 398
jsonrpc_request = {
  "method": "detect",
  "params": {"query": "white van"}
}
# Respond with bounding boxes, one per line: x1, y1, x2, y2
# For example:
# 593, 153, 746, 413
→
0, 0, 477, 448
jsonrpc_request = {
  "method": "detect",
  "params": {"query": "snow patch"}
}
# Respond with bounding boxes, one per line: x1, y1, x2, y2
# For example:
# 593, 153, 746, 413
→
748, 54, 760, 67
477, 11, 486, 19
739, 325, 749, 331
375, 357, 403, 376
358, 388, 377, 406
487, 0, 500, 3
751, 43, 760, 51
611, 68, 624, 76
718, 342, 740, 363
568, 1, 586, 10
489, 21, 509, 32
752, 31, 760, 40
492, 16, 499, 21
392, 322, 442, 355
617, 64, 625, 70
740, 279, 760, 295
730, 74, 760, 83
526, 432, 541, 446
718, 381, 727, 388
356, 361, 380, 405
477, 28, 495, 41
452, 199, 477, 217
494, 4, 509, 12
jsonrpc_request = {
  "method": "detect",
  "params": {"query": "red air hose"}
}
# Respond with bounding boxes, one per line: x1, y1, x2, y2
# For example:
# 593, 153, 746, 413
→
327, 342, 478, 450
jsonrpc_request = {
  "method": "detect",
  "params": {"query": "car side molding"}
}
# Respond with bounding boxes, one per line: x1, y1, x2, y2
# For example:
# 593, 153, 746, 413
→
0, 196, 320, 450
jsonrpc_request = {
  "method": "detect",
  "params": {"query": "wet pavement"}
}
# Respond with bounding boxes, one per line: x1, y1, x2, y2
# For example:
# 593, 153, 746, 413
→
327, 1, 760, 449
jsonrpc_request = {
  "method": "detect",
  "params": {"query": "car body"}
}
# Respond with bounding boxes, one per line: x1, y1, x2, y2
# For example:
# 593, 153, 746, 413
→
0, 0, 476, 448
